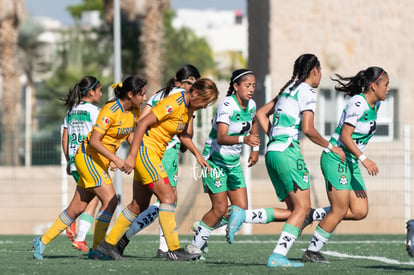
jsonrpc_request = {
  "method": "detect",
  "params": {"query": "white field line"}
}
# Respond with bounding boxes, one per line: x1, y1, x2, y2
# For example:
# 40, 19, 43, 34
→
322, 250, 414, 266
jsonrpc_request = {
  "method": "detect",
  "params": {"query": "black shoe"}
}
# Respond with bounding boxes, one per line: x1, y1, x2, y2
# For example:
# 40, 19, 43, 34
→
97, 240, 123, 260
302, 250, 330, 263
406, 220, 414, 257
167, 248, 201, 261
155, 249, 169, 259
115, 234, 130, 256
299, 208, 315, 236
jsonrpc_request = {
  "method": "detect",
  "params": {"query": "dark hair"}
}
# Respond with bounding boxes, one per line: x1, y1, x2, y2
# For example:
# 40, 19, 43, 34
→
331, 66, 386, 97
61, 76, 100, 111
160, 64, 201, 98
273, 53, 320, 102
111, 75, 147, 101
227, 69, 254, 96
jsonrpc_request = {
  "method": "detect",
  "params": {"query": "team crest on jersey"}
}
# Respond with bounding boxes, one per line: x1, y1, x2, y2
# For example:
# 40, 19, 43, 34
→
158, 164, 165, 173
215, 178, 222, 188
303, 172, 309, 183
165, 105, 173, 114
102, 117, 110, 125
339, 175, 348, 185
102, 171, 110, 180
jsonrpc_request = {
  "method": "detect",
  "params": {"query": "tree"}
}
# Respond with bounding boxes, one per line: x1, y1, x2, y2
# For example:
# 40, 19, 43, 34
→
0, 0, 25, 165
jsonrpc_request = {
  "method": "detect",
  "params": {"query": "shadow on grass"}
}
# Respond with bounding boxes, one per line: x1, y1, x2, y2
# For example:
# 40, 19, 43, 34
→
363, 265, 414, 272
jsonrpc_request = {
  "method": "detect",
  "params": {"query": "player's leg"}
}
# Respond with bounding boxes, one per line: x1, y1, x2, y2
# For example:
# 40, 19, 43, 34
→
73, 195, 100, 251
406, 219, 414, 257
33, 187, 93, 260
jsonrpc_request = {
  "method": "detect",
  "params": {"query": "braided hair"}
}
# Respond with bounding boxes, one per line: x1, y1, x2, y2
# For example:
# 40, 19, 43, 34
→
273, 54, 320, 102
159, 64, 201, 98
62, 76, 100, 111
227, 69, 254, 96
331, 66, 386, 97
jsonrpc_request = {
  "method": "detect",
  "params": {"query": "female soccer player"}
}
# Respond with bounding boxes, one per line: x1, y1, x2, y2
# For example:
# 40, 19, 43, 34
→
96, 78, 219, 261
185, 69, 263, 257
115, 64, 201, 258
61, 76, 102, 252
302, 67, 389, 263
33, 75, 147, 260
226, 54, 344, 268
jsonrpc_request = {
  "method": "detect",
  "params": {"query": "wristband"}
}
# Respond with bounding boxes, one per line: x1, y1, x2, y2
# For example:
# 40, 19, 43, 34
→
327, 143, 333, 150
238, 136, 244, 144
358, 154, 367, 162
253, 146, 259, 151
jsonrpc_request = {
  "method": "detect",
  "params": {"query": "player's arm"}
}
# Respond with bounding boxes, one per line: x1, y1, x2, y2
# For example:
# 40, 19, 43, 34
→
247, 118, 260, 167
256, 100, 275, 136
138, 104, 152, 121
179, 125, 210, 172
61, 127, 71, 175
340, 123, 378, 176
125, 111, 158, 172
302, 110, 345, 161
88, 130, 126, 170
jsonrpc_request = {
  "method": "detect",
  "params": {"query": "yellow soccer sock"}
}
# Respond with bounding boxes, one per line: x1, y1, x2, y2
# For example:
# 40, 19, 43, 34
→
158, 203, 180, 251
41, 211, 73, 245
92, 210, 113, 249
105, 208, 137, 245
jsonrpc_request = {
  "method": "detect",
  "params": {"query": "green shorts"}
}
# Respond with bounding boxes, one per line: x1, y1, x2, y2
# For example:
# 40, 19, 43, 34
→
202, 159, 246, 194
320, 151, 366, 191
265, 143, 310, 202
161, 146, 179, 187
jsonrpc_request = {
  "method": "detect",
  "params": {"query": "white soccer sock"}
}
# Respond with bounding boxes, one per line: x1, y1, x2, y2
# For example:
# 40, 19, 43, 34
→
158, 223, 168, 252
245, 208, 268, 224
75, 213, 93, 242
191, 221, 212, 249
313, 207, 331, 221
307, 226, 330, 252
273, 231, 297, 256
125, 202, 160, 239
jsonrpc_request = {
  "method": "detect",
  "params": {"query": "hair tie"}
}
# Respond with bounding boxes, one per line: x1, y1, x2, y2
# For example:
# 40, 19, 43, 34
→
81, 79, 98, 95
111, 82, 123, 89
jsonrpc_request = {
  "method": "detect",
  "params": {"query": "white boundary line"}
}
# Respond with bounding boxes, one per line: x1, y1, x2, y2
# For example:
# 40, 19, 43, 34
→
323, 250, 414, 266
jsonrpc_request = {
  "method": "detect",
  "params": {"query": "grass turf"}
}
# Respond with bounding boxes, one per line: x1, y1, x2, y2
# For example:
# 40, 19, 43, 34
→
2, 234, 414, 274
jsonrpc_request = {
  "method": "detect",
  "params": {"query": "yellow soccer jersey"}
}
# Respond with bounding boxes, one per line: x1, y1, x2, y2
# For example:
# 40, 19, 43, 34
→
81, 99, 140, 167
143, 91, 194, 158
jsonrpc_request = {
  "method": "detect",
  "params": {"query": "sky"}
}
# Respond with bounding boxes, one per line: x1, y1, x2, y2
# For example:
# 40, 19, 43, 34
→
24, 0, 247, 26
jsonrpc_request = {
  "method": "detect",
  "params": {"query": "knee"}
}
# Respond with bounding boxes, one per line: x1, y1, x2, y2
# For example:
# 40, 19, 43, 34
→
353, 209, 368, 220
160, 192, 176, 205
212, 202, 228, 218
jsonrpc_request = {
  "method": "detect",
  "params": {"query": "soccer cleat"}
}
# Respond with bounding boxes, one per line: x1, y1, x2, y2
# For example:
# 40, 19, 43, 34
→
33, 237, 46, 260
156, 249, 169, 259
226, 206, 245, 244
72, 240, 88, 252
185, 243, 206, 260
406, 219, 414, 257
66, 222, 76, 241
267, 253, 304, 268
88, 249, 111, 260
299, 208, 315, 236
167, 248, 201, 261
96, 240, 122, 260
191, 221, 208, 253
302, 250, 330, 263
115, 234, 130, 256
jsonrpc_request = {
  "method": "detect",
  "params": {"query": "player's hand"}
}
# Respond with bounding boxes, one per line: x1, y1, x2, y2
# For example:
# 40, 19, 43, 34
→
122, 155, 135, 174
243, 134, 260, 147
66, 163, 72, 175
109, 161, 117, 171
248, 151, 259, 167
196, 155, 210, 174
361, 158, 379, 176
331, 146, 345, 162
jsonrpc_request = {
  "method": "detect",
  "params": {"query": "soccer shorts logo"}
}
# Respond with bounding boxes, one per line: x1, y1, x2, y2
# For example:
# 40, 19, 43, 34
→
339, 175, 348, 185
302, 172, 309, 183
215, 178, 222, 188
158, 164, 165, 173
102, 171, 110, 180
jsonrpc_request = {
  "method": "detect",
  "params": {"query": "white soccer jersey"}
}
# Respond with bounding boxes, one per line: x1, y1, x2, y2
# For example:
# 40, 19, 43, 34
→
328, 94, 380, 162
267, 82, 317, 152
146, 87, 186, 149
203, 94, 256, 167
63, 102, 100, 171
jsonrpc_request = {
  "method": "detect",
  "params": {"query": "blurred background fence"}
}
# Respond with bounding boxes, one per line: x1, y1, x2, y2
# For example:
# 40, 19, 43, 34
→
0, 112, 413, 236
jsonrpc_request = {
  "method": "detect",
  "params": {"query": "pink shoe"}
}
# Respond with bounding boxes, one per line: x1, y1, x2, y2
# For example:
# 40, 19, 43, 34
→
66, 222, 76, 241
72, 240, 88, 252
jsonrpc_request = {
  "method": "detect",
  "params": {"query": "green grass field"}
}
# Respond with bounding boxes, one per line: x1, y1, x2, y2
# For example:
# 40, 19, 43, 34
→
2, 234, 414, 274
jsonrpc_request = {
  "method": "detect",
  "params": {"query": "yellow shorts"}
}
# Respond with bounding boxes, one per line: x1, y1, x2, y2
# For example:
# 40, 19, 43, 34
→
134, 145, 169, 186
75, 151, 112, 189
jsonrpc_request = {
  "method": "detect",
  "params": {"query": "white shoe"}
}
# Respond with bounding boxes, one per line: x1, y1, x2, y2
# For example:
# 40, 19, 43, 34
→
185, 243, 205, 260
